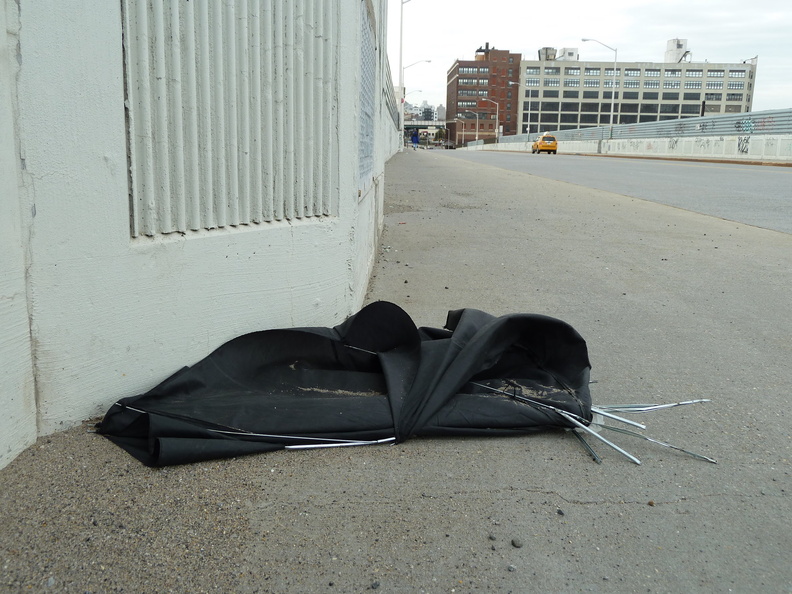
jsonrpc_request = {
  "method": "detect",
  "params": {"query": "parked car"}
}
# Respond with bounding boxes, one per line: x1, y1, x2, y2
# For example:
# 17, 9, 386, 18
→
532, 134, 557, 154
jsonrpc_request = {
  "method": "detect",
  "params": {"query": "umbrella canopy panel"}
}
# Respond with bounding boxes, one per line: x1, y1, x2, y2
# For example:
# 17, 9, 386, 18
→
98, 301, 592, 466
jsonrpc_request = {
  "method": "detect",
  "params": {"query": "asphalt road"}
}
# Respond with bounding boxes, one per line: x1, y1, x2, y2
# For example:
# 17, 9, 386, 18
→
442, 150, 792, 235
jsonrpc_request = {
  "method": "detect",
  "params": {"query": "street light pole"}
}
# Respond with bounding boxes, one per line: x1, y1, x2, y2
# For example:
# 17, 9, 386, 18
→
582, 38, 618, 139
454, 118, 465, 145
397, 0, 411, 147
399, 59, 430, 150
464, 110, 479, 141
480, 98, 499, 142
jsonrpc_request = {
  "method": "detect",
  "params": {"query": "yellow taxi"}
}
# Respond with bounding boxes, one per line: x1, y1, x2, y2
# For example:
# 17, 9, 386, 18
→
531, 134, 558, 154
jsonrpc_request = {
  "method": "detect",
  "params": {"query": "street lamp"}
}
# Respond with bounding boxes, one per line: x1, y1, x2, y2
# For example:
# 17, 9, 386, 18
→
454, 118, 465, 146
400, 59, 431, 148
582, 38, 618, 139
397, 0, 411, 128
508, 81, 524, 136
464, 110, 479, 141
480, 98, 499, 141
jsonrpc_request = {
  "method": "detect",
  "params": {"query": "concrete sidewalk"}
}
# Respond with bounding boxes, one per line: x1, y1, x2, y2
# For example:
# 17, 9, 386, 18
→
2, 150, 790, 593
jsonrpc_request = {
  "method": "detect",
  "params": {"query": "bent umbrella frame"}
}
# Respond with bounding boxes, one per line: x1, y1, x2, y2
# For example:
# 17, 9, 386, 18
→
97, 301, 714, 467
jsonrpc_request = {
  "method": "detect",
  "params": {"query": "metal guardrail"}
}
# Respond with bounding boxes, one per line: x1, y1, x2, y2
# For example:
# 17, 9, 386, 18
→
384, 58, 399, 129
498, 109, 792, 143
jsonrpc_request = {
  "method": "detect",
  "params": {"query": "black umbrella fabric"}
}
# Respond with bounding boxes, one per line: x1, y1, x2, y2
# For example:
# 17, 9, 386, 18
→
98, 301, 592, 466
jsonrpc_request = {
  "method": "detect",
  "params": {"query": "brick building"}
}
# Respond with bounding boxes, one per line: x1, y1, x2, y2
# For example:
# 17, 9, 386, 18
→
446, 43, 520, 144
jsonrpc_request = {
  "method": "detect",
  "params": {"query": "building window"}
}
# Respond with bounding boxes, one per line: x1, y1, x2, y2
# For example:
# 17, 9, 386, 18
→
580, 113, 598, 123
623, 91, 639, 99
662, 92, 679, 100
645, 69, 660, 77
729, 70, 746, 78
726, 93, 744, 101
706, 81, 724, 89
684, 81, 702, 89
479, 67, 489, 74
545, 78, 560, 87
478, 78, 489, 86
459, 78, 476, 86
544, 67, 560, 75
681, 104, 700, 114
543, 90, 559, 98
683, 92, 701, 101
525, 77, 540, 87
664, 69, 681, 77
560, 113, 578, 123
563, 90, 580, 98
707, 69, 724, 78
585, 67, 602, 77
663, 80, 681, 89
582, 90, 599, 99
564, 78, 580, 87
525, 66, 540, 75
478, 89, 488, 96
624, 80, 640, 88
540, 102, 559, 111
660, 104, 680, 113
686, 69, 703, 77
508, 69, 513, 77
643, 80, 660, 89
564, 67, 581, 76
508, 57, 514, 64
603, 80, 621, 88
458, 101, 477, 108
620, 103, 639, 113
727, 81, 745, 90
624, 68, 641, 77
604, 68, 621, 77
640, 104, 658, 113
560, 102, 579, 111
583, 79, 600, 87
581, 103, 599, 112
705, 93, 722, 101
643, 92, 659, 100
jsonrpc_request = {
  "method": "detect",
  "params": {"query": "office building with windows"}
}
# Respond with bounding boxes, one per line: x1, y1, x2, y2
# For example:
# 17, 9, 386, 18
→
518, 39, 757, 135
446, 43, 521, 144
447, 40, 757, 141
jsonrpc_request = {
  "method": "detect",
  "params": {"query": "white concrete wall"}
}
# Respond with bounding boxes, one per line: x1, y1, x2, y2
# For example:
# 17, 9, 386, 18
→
598, 135, 792, 163
1, 0, 398, 468
0, 3, 37, 468
469, 134, 792, 163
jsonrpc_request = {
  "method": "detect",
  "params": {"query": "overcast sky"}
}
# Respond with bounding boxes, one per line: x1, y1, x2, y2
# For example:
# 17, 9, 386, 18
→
387, 0, 792, 113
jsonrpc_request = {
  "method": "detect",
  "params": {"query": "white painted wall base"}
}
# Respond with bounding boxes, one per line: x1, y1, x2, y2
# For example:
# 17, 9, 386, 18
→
1, 0, 398, 470
468, 135, 792, 164
0, 4, 37, 469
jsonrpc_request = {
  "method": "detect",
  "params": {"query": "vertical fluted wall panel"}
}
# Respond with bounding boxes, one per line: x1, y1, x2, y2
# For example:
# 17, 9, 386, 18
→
124, 0, 340, 237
